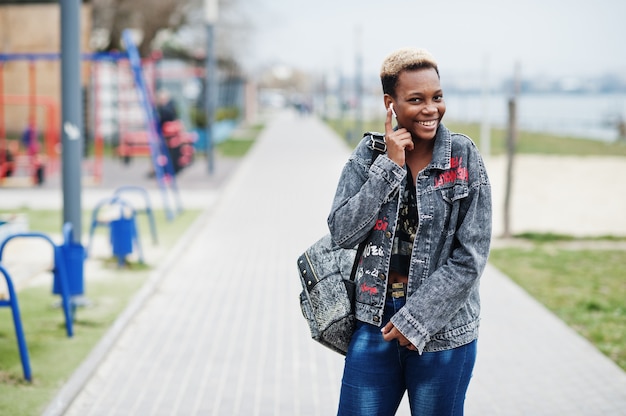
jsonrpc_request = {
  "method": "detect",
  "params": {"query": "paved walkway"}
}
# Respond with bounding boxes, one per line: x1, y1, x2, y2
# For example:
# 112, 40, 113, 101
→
32, 111, 626, 415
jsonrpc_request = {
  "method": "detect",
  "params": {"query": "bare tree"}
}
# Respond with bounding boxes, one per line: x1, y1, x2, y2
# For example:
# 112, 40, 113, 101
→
91, 0, 251, 65
91, 0, 190, 56
502, 62, 521, 239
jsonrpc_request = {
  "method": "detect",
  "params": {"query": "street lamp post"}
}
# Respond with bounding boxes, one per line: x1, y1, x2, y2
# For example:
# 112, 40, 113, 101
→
354, 26, 363, 143
60, 0, 83, 243
204, 0, 218, 174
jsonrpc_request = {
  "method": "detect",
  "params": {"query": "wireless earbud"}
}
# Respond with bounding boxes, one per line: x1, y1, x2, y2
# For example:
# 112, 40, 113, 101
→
389, 103, 397, 118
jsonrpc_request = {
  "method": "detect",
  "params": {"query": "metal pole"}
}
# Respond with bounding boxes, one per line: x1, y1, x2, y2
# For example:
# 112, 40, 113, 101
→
479, 55, 491, 159
205, 23, 215, 174
503, 62, 521, 239
60, 0, 83, 242
204, 0, 218, 174
354, 26, 363, 142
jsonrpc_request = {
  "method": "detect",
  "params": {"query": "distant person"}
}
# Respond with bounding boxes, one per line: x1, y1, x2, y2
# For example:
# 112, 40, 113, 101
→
146, 90, 178, 177
156, 89, 178, 129
294, 99, 312, 116
21, 125, 39, 156
0, 146, 14, 178
328, 47, 492, 415
153, 89, 189, 175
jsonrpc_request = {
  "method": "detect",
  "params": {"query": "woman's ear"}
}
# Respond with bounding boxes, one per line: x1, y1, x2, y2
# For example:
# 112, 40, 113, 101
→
383, 94, 393, 112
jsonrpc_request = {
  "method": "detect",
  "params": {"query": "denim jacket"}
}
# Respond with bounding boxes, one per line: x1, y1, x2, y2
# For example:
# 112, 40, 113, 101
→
328, 124, 492, 354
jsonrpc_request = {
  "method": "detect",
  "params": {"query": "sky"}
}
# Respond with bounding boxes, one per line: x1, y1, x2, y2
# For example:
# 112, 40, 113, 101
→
239, 0, 626, 84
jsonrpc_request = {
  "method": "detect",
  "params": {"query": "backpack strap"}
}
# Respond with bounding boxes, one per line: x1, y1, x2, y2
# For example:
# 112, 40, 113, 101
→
364, 131, 387, 154
349, 132, 388, 281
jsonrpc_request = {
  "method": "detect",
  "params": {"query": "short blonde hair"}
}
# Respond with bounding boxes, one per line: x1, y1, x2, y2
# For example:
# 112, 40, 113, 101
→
380, 47, 439, 96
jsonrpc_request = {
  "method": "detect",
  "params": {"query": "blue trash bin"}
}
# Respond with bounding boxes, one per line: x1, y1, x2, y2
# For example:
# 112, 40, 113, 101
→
52, 242, 85, 297
110, 216, 135, 264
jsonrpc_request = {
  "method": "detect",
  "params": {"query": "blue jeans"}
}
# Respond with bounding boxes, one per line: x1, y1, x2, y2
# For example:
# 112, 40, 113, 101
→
337, 296, 476, 416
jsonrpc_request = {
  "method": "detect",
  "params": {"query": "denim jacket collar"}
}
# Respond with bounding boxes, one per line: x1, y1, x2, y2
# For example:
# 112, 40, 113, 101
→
429, 124, 452, 171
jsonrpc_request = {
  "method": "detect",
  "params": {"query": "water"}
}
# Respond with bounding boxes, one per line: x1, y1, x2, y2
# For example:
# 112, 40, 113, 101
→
316, 91, 626, 142
443, 92, 626, 142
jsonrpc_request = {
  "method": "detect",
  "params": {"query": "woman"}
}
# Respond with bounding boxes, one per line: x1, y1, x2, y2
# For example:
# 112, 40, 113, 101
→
328, 47, 492, 415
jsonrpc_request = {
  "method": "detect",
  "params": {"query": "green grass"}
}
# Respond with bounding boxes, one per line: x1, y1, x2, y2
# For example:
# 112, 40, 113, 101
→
215, 123, 263, 157
489, 238, 626, 371
1, 209, 91, 236
514, 232, 626, 243
445, 121, 626, 156
326, 118, 626, 156
0, 275, 147, 414
0, 209, 202, 415
216, 139, 256, 158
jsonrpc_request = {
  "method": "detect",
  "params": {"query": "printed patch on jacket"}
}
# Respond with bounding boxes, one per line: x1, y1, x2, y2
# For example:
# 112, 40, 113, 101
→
360, 282, 378, 295
373, 217, 389, 231
434, 156, 468, 188
363, 241, 384, 259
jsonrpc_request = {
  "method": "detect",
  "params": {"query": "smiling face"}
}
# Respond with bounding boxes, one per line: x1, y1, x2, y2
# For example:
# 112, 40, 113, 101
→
385, 67, 445, 142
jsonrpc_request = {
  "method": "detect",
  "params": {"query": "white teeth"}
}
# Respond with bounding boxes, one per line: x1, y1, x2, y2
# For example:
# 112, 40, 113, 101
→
419, 120, 437, 126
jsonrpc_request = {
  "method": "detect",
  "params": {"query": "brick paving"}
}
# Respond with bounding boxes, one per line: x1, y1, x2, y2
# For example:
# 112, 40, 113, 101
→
8, 110, 626, 415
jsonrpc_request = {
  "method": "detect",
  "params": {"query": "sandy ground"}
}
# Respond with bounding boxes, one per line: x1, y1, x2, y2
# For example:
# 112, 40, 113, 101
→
486, 154, 626, 238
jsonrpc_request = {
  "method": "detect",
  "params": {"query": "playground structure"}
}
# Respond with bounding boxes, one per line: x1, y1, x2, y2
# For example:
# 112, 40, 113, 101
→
87, 185, 159, 267
0, 222, 82, 381
0, 55, 63, 186
0, 51, 201, 189
110, 57, 198, 171
0, 44, 248, 192
0, 52, 104, 186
